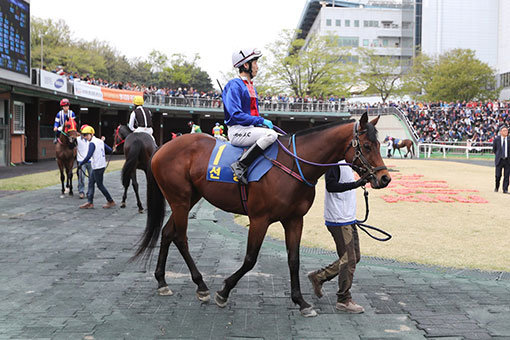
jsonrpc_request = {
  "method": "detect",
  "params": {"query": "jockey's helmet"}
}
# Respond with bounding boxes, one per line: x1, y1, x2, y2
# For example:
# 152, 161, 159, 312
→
81, 126, 95, 135
60, 98, 70, 107
232, 48, 262, 68
133, 96, 144, 106
215, 122, 220, 126
188, 121, 194, 127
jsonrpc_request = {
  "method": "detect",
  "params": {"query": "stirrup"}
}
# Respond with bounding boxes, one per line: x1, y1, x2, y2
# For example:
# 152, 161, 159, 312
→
231, 161, 248, 185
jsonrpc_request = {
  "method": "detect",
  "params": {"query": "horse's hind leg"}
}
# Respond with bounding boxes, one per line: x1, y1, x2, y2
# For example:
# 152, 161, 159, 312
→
155, 214, 176, 296
131, 172, 144, 213
215, 216, 269, 308
120, 182, 129, 208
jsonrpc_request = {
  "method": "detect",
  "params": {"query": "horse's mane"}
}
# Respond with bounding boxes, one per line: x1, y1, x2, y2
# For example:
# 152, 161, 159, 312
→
293, 118, 378, 143
294, 119, 355, 137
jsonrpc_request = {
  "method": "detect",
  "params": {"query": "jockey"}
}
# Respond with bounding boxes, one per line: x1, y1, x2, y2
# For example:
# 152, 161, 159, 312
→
212, 122, 223, 139
128, 96, 155, 143
53, 98, 76, 144
188, 121, 202, 133
223, 47, 277, 185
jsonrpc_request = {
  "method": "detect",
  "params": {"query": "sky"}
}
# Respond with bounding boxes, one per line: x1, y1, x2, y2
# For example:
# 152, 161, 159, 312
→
30, 0, 308, 87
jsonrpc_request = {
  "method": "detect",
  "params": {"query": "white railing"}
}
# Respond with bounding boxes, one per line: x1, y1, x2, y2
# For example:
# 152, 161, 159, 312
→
418, 142, 493, 159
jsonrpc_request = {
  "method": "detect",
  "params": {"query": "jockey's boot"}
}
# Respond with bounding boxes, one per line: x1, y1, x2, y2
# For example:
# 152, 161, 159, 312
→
53, 131, 59, 144
231, 143, 264, 185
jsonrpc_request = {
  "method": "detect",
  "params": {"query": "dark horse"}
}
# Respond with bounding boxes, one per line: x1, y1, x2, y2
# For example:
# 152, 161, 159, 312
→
114, 125, 157, 212
56, 118, 78, 197
383, 136, 415, 158
133, 113, 391, 317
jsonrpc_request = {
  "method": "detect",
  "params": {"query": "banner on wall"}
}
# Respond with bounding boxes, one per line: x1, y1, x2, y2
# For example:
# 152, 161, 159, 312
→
40, 70, 67, 92
101, 87, 143, 104
73, 82, 104, 101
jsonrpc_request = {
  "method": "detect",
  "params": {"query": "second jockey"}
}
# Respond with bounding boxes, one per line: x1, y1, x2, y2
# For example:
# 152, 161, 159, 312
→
53, 98, 76, 144
223, 47, 277, 185
128, 96, 155, 143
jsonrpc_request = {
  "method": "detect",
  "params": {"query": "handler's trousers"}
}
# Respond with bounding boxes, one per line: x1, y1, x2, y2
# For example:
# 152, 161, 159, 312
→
312, 224, 360, 303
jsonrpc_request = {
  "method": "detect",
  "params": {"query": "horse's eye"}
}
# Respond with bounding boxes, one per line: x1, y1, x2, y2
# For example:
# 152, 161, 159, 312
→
363, 143, 371, 151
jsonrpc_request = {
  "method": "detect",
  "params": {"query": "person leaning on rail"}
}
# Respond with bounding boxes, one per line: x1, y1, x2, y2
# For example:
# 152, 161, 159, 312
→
307, 160, 368, 314
78, 125, 116, 209
222, 47, 277, 185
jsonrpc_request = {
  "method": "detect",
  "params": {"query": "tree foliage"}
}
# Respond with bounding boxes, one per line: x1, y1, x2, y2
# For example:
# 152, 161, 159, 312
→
356, 48, 406, 103
262, 30, 356, 97
30, 17, 213, 91
404, 49, 499, 102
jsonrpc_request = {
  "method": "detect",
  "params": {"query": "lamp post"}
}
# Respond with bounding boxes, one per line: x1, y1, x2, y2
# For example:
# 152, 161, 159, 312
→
39, 33, 43, 69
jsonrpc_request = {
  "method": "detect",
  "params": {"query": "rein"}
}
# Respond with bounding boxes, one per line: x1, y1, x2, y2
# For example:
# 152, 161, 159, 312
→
113, 126, 126, 150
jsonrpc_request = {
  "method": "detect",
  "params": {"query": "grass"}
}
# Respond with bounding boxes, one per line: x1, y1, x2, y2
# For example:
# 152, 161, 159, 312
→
0, 160, 125, 191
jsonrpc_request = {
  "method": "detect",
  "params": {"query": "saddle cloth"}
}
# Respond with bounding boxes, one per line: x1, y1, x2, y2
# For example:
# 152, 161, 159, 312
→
206, 140, 278, 184
394, 138, 402, 146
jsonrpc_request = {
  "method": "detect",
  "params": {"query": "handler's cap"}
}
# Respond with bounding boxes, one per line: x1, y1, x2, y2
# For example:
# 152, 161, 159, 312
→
81, 126, 95, 135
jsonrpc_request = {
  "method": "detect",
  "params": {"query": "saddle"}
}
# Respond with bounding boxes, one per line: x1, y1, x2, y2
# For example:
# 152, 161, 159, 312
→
206, 140, 278, 184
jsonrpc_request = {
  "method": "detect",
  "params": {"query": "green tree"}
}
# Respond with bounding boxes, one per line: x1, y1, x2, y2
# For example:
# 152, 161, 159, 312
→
263, 30, 356, 97
426, 49, 499, 102
31, 17, 72, 69
159, 54, 212, 91
357, 48, 406, 103
401, 53, 434, 101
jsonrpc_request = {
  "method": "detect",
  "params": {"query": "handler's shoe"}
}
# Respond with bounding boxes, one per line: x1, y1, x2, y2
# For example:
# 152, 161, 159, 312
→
307, 271, 324, 298
336, 300, 365, 314
79, 202, 94, 209
103, 201, 116, 209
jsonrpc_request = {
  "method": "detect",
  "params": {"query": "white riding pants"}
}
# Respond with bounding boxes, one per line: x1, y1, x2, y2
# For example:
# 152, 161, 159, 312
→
227, 125, 278, 150
134, 127, 155, 143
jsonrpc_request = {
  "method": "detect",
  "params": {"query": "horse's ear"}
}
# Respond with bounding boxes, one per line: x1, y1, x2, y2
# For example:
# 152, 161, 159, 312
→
370, 115, 380, 126
360, 112, 368, 129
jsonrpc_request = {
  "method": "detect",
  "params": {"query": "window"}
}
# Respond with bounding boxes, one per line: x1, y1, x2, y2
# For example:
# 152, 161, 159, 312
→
337, 36, 359, 47
354, 20, 359, 27
336, 19, 341, 27
402, 21, 412, 29
371, 39, 379, 47
363, 39, 369, 46
363, 20, 379, 27
13, 101, 25, 134
326, 19, 332, 26
383, 39, 388, 47
501, 72, 510, 88
345, 20, 350, 27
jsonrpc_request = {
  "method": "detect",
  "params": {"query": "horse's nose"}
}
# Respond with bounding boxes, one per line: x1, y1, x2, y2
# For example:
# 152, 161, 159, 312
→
380, 174, 391, 187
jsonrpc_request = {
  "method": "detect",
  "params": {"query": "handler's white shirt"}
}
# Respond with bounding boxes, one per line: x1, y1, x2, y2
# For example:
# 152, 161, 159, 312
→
90, 136, 107, 170
76, 136, 89, 162
324, 161, 357, 225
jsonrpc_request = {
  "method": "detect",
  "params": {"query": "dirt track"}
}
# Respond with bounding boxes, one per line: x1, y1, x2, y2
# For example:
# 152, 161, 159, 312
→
237, 159, 509, 271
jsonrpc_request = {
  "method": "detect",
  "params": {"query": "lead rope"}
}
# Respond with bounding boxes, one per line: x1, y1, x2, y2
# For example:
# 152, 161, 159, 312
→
355, 187, 392, 242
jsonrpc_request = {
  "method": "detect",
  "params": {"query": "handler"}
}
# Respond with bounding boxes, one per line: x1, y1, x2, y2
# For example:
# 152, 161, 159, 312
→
222, 47, 277, 184
78, 125, 116, 209
307, 160, 367, 313
76, 124, 92, 199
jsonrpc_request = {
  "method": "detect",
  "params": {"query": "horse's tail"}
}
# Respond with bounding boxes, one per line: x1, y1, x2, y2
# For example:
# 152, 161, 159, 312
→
121, 139, 142, 188
131, 155, 166, 263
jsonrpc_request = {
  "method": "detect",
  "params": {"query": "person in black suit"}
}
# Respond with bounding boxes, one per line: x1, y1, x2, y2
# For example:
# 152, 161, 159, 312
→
493, 125, 510, 193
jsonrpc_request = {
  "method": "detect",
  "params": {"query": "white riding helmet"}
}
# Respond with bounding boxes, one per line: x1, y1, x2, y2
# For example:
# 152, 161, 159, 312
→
232, 48, 262, 68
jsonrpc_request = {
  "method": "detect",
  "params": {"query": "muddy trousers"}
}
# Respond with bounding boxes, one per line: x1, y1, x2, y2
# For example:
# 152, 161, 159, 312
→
314, 224, 360, 303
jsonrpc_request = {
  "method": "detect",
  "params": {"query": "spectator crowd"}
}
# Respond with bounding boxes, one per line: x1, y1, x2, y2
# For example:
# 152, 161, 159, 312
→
51, 66, 510, 144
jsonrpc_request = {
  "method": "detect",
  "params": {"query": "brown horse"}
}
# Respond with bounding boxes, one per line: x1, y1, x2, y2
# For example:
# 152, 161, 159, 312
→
113, 125, 157, 212
56, 118, 78, 197
383, 136, 415, 158
133, 113, 391, 317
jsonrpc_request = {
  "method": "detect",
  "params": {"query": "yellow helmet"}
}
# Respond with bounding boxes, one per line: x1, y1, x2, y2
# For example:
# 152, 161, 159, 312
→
81, 126, 95, 135
133, 95, 144, 106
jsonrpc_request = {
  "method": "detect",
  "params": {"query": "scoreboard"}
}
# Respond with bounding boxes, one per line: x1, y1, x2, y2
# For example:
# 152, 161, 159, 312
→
0, 0, 29, 76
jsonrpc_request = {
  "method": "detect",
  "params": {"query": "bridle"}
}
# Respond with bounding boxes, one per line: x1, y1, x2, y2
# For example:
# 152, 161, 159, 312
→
345, 121, 387, 182
113, 125, 126, 149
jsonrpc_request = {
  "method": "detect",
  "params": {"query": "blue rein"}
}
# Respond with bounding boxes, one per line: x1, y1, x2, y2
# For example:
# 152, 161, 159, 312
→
291, 134, 316, 187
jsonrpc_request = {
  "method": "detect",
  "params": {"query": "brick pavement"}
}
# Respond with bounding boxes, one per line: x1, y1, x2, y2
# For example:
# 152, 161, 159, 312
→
0, 170, 509, 339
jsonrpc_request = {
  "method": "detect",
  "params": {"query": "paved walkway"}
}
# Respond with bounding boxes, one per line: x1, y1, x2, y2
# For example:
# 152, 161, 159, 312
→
0, 171, 509, 339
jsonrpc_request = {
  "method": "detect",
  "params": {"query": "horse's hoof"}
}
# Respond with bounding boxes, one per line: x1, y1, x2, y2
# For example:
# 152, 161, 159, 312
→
197, 290, 210, 302
69, 192, 73, 196
300, 306, 318, 317
158, 286, 173, 296
120, 203, 126, 208
138, 208, 144, 214
214, 292, 228, 308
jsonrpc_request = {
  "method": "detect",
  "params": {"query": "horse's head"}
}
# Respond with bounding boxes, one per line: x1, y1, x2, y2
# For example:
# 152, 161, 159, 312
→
63, 118, 78, 143
346, 112, 391, 189
113, 125, 130, 152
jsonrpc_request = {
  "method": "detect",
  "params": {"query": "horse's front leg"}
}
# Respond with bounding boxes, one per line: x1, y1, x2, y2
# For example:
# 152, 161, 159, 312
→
67, 166, 73, 196
59, 166, 65, 196
282, 216, 317, 317
215, 216, 269, 308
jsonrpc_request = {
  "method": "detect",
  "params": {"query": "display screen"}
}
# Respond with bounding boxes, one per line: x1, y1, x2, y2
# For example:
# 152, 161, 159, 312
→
0, 0, 29, 76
